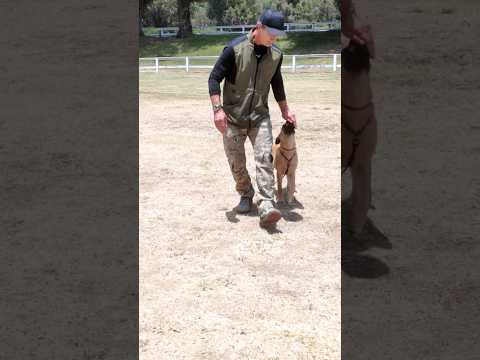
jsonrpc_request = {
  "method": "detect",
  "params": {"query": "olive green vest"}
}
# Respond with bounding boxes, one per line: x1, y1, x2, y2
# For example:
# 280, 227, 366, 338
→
223, 30, 283, 128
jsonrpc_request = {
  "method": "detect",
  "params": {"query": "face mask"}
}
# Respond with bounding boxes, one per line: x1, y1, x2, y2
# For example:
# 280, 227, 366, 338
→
341, 40, 371, 73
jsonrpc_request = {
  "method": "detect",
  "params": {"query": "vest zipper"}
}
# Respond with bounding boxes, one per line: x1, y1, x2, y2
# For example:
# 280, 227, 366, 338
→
248, 57, 260, 127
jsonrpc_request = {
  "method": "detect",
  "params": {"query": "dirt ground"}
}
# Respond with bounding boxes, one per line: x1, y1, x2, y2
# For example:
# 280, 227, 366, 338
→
140, 71, 340, 359
341, 1, 480, 359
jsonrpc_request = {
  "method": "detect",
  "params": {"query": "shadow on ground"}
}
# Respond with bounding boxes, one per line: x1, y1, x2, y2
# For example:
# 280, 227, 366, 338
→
225, 204, 284, 234
225, 203, 259, 224
224, 196, 305, 233
341, 200, 391, 279
277, 197, 304, 222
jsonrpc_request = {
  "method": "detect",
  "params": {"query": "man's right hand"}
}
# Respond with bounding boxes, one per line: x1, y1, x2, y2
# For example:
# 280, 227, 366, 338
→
213, 109, 227, 134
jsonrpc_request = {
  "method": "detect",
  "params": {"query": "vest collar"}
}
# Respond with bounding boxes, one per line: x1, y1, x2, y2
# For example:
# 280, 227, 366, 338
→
247, 29, 255, 45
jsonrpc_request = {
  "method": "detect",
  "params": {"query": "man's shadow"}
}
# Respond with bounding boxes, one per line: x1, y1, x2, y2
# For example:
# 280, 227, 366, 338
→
225, 205, 257, 224
342, 200, 391, 279
224, 192, 304, 234
225, 204, 283, 234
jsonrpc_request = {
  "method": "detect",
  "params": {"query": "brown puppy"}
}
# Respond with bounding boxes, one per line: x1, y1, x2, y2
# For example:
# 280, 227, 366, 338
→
272, 121, 298, 204
341, 39, 377, 235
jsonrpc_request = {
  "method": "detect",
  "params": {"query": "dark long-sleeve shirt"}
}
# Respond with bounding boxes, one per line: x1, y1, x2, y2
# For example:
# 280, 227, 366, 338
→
208, 43, 286, 102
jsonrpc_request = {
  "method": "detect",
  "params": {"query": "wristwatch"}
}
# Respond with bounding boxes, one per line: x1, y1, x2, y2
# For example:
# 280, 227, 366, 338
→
212, 103, 223, 112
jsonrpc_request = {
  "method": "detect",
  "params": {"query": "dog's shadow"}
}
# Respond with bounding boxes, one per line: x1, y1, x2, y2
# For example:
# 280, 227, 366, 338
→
275, 189, 304, 222
341, 200, 391, 279
277, 201, 304, 222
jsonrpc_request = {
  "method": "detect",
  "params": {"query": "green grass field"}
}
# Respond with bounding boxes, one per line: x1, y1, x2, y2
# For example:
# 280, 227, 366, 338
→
139, 71, 340, 106
140, 31, 340, 57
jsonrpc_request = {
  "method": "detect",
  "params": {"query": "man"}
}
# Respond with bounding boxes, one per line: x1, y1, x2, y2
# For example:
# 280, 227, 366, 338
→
208, 9, 296, 226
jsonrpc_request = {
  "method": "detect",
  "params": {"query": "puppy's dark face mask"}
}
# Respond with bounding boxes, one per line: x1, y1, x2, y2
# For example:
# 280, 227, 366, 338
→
275, 122, 295, 144
341, 40, 371, 73
281, 121, 295, 135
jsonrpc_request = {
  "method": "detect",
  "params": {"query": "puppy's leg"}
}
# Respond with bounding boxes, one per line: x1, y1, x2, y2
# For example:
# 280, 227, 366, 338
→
350, 115, 377, 234
287, 173, 295, 204
276, 170, 284, 203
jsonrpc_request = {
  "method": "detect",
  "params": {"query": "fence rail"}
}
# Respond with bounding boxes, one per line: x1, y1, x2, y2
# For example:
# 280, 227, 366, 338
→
151, 21, 340, 37
140, 54, 341, 73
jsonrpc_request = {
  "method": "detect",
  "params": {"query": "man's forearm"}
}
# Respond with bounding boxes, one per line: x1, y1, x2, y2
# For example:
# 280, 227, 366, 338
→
278, 100, 289, 114
210, 95, 221, 107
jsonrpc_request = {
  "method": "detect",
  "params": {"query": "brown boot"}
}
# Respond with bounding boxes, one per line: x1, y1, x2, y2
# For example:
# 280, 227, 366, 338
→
259, 207, 282, 226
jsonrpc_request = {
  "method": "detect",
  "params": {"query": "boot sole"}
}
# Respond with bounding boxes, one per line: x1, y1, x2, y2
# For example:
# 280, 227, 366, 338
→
260, 210, 282, 226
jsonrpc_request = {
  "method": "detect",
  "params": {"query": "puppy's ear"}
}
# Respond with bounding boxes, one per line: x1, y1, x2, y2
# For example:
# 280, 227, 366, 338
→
275, 137, 280, 144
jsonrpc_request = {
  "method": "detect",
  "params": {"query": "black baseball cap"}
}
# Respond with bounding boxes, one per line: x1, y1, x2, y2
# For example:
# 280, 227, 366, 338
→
259, 9, 286, 37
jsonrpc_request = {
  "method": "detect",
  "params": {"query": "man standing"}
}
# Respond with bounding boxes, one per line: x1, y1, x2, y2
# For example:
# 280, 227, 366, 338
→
208, 9, 297, 226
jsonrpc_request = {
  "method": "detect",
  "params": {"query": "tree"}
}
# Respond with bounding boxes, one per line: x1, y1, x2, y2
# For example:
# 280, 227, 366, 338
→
139, 0, 154, 36
177, 0, 193, 37
144, 0, 177, 27
207, 0, 227, 25
176, 0, 208, 37
223, 0, 258, 25
288, 0, 337, 22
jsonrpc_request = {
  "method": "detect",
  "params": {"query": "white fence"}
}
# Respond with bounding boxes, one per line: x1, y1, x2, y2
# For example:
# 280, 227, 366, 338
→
139, 54, 341, 73
153, 21, 340, 37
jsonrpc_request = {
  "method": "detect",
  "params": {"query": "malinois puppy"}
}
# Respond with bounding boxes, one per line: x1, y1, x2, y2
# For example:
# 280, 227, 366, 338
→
341, 38, 377, 235
272, 121, 298, 204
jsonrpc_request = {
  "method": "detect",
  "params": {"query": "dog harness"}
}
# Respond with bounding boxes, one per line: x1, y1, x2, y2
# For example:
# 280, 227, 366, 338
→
279, 146, 296, 175
341, 102, 373, 174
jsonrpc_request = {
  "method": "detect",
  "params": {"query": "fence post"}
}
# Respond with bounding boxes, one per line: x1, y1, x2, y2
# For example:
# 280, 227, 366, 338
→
333, 54, 337, 72
242, 26, 245, 33
155, 57, 159, 73
292, 55, 296, 73
186, 56, 189, 72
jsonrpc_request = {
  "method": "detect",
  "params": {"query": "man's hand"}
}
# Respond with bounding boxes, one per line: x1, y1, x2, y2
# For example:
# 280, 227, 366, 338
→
354, 25, 375, 58
214, 108, 227, 134
340, 0, 375, 58
278, 100, 297, 127
282, 109, 297, 127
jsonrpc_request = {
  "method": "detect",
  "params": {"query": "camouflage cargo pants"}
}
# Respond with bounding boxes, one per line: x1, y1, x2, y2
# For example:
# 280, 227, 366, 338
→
223, 118, 275, 216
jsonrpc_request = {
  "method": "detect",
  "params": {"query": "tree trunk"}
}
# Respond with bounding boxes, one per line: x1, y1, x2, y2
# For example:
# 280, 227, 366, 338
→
139, 0, 144, 36
139, 16, 144, 36
177, 0, 193, 38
